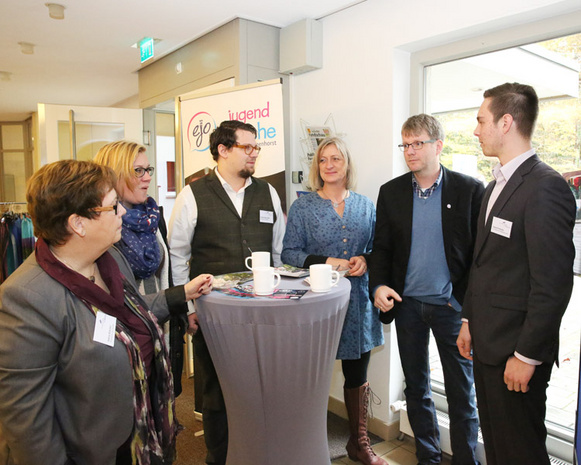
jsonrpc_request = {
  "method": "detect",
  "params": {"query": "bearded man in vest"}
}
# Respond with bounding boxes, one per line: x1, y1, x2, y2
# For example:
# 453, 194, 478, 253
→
168, 120, 285, 465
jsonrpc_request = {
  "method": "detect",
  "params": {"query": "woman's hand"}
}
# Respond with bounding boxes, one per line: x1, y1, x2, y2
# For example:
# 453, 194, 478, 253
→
326, 257, 350, 272
347, 255, 367, 277
184, 274, 214, 301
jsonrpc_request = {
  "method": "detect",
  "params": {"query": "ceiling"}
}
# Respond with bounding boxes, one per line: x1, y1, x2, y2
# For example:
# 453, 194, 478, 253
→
0, 0, 364, 122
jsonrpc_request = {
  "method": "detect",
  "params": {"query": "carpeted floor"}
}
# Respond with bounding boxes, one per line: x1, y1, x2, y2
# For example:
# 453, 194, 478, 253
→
174, 375, 207, 465
173, 374, 381, 464
327, 411, 382, 460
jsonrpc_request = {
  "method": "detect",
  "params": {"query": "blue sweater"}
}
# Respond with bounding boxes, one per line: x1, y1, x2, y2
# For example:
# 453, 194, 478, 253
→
403, 184, 460, 310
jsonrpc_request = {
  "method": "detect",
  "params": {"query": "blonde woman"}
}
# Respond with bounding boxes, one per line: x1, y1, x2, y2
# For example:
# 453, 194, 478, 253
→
282, 137, 386, 465
95, 141, 211, 396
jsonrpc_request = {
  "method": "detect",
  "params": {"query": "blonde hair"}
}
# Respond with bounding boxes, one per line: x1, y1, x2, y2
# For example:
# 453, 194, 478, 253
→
94, 140, 146, 198
308, 137, 356, 191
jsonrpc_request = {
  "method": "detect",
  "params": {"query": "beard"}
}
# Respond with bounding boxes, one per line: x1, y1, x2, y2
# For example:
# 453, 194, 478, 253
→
238, 166, 255, 179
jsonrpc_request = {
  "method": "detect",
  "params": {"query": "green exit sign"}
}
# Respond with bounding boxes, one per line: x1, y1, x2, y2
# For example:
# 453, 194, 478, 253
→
140, 37, 154, 63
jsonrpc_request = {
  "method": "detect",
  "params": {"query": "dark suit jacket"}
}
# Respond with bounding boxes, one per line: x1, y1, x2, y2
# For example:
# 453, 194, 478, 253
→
369, 166, 485, 323
462, 155, 576, 366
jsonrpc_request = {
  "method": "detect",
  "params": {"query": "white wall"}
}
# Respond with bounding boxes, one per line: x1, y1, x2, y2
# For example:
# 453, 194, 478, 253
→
288, 0, 581, 434
37, 103, 142, 165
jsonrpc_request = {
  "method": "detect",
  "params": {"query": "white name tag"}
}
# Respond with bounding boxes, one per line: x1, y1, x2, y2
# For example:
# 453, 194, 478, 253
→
491, 216, 512, 239
93, 311, 116, 347
260, 210, 274, 224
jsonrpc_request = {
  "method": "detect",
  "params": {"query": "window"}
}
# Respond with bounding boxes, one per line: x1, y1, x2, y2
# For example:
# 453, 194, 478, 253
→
423, 32, 581, 447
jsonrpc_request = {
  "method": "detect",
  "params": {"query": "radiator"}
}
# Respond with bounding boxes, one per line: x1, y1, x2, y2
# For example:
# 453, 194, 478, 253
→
398, 404, 571, 465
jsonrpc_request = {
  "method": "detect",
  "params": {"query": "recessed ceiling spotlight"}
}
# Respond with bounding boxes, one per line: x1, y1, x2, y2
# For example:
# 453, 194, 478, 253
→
18, 42, 35, 55
471, 87, 483, 92
45, 3, 65, 20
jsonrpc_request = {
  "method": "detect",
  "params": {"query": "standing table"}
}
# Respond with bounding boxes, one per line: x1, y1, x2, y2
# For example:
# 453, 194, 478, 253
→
195, 276, 351, 465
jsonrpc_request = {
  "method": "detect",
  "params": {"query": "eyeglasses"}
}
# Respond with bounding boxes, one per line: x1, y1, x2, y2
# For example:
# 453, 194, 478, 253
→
91, 199, 120, 215
134, 167, 155, 178
232, 143, 261, 155
398, 139, 437, 152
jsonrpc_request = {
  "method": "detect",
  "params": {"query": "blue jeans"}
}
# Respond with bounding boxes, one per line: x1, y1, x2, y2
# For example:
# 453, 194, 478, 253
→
395, 297, 479, 465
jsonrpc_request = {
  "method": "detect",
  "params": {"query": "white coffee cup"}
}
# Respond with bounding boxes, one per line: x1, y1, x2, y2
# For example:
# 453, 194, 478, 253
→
309, 264, 340, 293
253, 266, 281, 296
245, 251, 271, 271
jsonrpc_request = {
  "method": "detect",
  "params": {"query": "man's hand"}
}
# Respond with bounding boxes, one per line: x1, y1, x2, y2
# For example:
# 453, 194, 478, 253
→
456, 322, 473, 360
187, 312, 199, 336
373, 285, 402, 313
504, 356, 536, 392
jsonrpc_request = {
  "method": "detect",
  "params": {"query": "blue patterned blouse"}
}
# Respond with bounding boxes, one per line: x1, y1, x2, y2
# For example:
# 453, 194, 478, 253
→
282, 191, 384, 360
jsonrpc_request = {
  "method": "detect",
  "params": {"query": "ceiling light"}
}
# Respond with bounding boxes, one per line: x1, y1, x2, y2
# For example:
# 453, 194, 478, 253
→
18, 42, 35, 55
0, 71, 12, 82
45, 3, 65, 20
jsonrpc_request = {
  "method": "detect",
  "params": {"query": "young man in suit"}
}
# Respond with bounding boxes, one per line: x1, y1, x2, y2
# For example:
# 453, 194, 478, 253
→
369, 114, 484, 465
457, 82, 576, 465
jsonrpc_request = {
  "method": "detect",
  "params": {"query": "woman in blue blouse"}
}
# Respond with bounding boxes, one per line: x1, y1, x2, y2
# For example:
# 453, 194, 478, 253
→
282, 137, 386, 465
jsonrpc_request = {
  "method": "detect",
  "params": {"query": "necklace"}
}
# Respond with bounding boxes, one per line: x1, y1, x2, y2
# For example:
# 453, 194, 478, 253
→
331, 199, 343, 208
321, 190, 348, 208
50, 247, 97, 282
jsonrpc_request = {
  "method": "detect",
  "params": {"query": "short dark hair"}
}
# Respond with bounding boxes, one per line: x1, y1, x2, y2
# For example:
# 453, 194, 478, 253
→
26, 160, 117, 245
483, 82, 538, 139
209, 120, 257, 161
401, 114, 445, 141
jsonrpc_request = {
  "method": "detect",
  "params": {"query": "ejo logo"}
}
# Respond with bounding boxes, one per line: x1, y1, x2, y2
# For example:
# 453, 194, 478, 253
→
187, 112, 216, 152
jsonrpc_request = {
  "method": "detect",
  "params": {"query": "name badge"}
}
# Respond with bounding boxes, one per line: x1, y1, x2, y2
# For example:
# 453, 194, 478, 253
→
491, 216, 512, 239
93, 311, 116, 347
260, 210, 274, 224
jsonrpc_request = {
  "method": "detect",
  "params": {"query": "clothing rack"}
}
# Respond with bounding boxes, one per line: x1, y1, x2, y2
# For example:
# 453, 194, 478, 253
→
1, 206, 35, 284
1, 202, 28, 213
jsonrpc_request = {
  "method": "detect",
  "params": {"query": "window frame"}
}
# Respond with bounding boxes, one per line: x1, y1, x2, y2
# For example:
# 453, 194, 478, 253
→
407, 9, 581, 462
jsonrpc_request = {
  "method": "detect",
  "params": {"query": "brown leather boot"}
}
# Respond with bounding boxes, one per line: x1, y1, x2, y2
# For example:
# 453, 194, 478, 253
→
344, 382, 388, 465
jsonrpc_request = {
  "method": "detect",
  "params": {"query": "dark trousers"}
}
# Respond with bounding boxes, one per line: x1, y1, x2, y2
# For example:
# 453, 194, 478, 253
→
473, 354, 552, 465
194, 328, 228, 465
396, 297, 480, 465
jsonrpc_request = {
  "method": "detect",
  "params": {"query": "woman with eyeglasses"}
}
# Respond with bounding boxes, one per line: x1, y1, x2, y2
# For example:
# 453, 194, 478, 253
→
0, 160, 211, 464
94, 140, 210, 398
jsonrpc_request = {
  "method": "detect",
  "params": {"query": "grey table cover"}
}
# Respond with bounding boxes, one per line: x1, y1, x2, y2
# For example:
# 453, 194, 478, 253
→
195, 276, 351, 465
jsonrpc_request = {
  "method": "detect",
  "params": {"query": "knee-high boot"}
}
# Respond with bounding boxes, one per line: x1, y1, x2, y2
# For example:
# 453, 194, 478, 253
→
344, 382, 388, 465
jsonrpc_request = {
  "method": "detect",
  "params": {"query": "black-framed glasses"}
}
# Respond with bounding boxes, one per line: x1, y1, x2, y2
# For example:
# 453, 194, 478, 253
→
398, 139, 437, 152
134, 167, 155, 178
232, 143, 261, 155
92, 199, 120, 215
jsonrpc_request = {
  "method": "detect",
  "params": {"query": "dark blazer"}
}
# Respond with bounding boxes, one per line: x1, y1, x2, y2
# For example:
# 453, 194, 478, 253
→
369, 166, 485, 323
157, 208, 188, 397
462, 155, 576, 366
